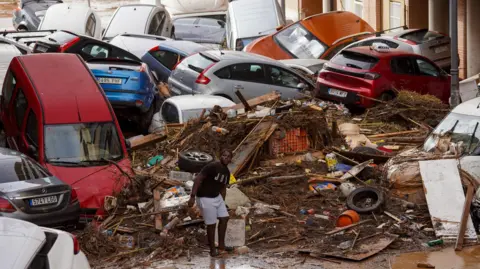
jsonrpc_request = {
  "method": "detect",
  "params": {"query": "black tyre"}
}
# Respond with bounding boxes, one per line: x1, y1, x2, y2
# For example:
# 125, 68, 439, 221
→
380, 92, 395, 102
178, 151, 213, 173
346, 187, 384, 214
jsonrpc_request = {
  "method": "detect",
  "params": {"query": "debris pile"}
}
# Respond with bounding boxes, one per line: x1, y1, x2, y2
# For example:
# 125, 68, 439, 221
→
78, 90, 478, 268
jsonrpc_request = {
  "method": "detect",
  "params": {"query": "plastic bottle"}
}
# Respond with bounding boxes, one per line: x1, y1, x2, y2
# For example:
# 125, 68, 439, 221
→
325, 153, 338, 172
212, 126, 229, 135
426, 239, 444, 247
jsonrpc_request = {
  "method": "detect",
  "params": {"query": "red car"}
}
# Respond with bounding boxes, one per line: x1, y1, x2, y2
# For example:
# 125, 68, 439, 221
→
316, 44, 451, 107
0, 53, 132, 221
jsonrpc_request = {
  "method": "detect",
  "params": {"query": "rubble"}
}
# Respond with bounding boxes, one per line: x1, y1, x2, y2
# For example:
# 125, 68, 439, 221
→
78, 90, 476, 268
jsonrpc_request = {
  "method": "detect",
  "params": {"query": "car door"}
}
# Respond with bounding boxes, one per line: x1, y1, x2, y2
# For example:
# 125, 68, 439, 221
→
173, 18, 197, 40
198, 18, 225, 44
413, 57, 450, 102
390, 56, 420, 93
214, 63, 269, 101
148, 49, 182, 81
265, 65, 311, 99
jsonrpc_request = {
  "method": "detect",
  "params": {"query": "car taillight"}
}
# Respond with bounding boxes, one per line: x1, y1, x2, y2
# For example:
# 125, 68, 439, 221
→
149, 46, 160, 53
195, 63, 215, 85
135, 100, 144, 107
58, 36, 80, 52
70, 234, 80, 254
364, 72, 380, 80
69, 189, 78, 204
0, 197, 16, 213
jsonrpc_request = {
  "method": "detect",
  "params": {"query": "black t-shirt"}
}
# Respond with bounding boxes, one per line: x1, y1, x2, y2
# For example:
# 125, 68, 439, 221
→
196, 161, 230, 198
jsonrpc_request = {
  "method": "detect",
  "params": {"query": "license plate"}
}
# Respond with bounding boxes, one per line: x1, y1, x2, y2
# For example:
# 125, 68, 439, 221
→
98, 77, 122, 84
35, 45, 48, 53
328, 88, 348, 98
434, 46, 448, 54
30, 195, 58, 206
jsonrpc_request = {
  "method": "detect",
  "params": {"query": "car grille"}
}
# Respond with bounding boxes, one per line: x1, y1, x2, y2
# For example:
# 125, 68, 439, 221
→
325, 66, 365, 79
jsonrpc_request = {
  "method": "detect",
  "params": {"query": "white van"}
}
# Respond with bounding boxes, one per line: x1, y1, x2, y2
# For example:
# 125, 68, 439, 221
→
226, 0, 286, 51
38, 3, 102, 39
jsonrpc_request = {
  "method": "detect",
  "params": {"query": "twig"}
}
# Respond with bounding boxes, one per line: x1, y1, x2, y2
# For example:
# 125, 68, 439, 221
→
349, 230, 360, 251
371, 212, 378, 222
332, 150, 360, 165
325, 220, 372, 235
384, 211, 402, 223
247, 234, 285, 246
102, 158, 135, 182
357, 232, 382, 243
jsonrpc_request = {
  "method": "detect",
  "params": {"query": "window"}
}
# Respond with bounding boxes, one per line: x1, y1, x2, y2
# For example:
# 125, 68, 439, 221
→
274, 23, 327, 59
182, 53, 216, 73
161, 102, 180, 123
13, 89, 27, 128
215, 67, 231, 79
151, 50, 180, 70
324, 41, 355, 60
230, 64, 266, 83
0, 154, 50, 183
199, 18, 222, 27
174, 18, 197, 25
2, 71, 16, 107
85, 14, 96, 37
44, 122, 123, 165
401, 29, 445, 44
389, 1, 402, 30
331, 51, 379, 70
391, 57, 415, 75
27, 232, 57, 269
25, 110, 38, 147
148, 12, 166, 36
415, 58, 440, 77
81, 44, 109, 58
354, 0, 363, 18
266, 66, 303, 88
156, 12, 167, 36
348, 39, 400, 50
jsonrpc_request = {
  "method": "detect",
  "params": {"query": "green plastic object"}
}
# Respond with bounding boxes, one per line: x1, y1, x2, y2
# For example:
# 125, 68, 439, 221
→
148, 155, 164, 166
427, 239, 444, 247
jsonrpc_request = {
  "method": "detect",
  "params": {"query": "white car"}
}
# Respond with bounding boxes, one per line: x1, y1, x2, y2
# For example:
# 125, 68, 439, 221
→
38, 3, 102, 39
0, 217, 91, 269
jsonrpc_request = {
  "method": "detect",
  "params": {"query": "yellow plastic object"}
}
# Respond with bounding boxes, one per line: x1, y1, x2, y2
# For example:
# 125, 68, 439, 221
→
229, 174, 237, 184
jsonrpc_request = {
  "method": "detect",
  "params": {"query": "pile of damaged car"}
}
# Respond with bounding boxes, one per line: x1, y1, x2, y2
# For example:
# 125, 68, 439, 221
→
1, 0, 479, 268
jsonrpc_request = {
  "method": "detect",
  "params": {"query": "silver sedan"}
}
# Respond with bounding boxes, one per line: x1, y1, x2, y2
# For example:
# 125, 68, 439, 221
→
168, 50, 314, 103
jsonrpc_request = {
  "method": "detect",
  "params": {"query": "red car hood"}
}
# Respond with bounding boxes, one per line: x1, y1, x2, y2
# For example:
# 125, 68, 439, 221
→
45, 159, 132, 209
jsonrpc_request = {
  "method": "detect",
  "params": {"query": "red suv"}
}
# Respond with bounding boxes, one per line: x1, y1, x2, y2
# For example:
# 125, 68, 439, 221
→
315, 45, 451, 107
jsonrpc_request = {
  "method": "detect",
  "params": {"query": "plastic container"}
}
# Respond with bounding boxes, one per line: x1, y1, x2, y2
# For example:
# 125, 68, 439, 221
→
336, 210, 360, 227
339, 183, 357, 197
426, 239, 444, 247
212, 126, 229, 135
325, 153, 338, 172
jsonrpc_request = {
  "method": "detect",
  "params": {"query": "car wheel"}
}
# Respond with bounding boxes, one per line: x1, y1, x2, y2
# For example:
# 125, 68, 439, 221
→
139, 100, 157, 134
346, 187, 384, 214
178, 150, 213, 173
380, 92, 395, 102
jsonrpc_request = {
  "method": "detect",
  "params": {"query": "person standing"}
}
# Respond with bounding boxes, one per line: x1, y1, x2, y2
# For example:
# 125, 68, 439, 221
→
188, 150, 233, 257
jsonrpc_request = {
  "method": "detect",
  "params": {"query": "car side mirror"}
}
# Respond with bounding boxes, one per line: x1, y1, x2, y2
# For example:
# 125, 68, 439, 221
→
296, 83, 307, 91
27, 144, 38, 159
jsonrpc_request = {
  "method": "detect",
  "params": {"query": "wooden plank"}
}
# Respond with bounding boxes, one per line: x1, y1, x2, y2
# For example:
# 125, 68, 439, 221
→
129, 134, 166, 151
367, 130, 421, 138
228, 121, 277, 176
235, 90, 253, 111
419, 159, 477, 242
224, 91, 281, 112
455, 183, 475, 251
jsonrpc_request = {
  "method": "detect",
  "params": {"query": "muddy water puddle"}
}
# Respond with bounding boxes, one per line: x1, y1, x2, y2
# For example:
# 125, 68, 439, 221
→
392, 246, 480, 269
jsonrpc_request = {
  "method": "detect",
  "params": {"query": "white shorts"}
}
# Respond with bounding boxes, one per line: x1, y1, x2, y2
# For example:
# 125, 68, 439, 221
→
196, 195, 229, 225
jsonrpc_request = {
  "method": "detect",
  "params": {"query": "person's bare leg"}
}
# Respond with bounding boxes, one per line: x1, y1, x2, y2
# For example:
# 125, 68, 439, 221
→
207, 224, 217, 255
218, 217, 229, 250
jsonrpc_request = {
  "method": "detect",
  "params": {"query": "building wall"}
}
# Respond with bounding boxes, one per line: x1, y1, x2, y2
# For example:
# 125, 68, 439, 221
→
458, 0, 467, 79
405, 0, 428, 29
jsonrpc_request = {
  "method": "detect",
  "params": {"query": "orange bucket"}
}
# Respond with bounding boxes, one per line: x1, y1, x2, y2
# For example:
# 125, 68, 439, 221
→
336, 210, 360, 227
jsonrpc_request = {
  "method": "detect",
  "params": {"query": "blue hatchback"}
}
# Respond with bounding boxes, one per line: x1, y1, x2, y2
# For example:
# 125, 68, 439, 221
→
87, 58, 159, 132
141, 40, 208, 82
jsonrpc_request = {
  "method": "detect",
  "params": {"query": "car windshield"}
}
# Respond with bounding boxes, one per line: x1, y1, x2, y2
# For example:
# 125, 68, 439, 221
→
274, 23, 327, 59
182, 109, 213, 122
0, 155, 50, 183
331, 51, 379, 70
401, 29, 445, 44
423, 112, 480, 153
44, 122, 123, 166
183, 53, 216, 73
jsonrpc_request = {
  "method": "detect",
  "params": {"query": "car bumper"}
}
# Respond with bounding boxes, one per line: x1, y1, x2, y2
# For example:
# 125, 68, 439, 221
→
105, 91, 154, 112
0, 201, 80, 227
316, 83, 366, 105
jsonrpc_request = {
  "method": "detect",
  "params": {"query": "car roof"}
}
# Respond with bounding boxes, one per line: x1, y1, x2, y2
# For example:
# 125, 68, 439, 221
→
202, 50, 280, 64
344, 46, 419, 58
279, 58, 328, 68
119, 4, 160, 9
162, 0, 228, 16
0, 217, 45, 269
18, 54, 114, 124
164, 95, 235, 111
452, 97, 480, 117
299, 11, 374, 45
228, 0, 278, 39
109, 34, 171, 58
158, 40, 208, 55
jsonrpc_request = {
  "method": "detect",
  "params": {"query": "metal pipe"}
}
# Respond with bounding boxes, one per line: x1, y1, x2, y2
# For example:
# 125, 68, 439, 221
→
450, 0, 460, 107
